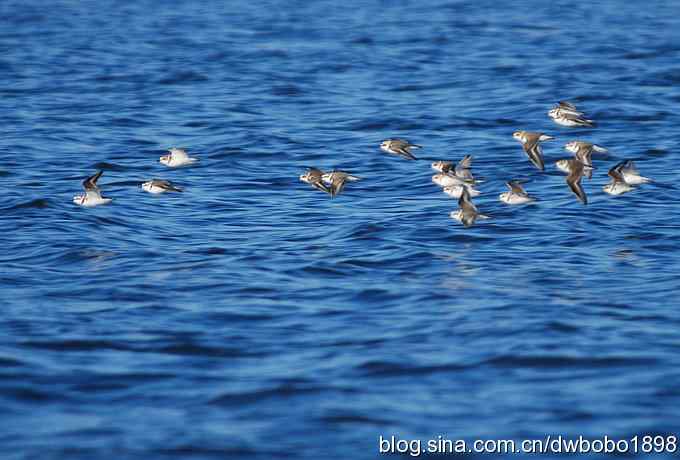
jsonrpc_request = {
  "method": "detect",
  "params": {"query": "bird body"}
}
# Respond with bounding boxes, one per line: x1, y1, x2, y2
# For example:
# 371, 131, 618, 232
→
499, 180, 535, 205
160, 148, 198, 167
142, 179, 183, 194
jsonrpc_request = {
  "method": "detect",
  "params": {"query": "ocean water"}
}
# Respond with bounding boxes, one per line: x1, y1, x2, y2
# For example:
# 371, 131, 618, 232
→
2, 0, 680, 458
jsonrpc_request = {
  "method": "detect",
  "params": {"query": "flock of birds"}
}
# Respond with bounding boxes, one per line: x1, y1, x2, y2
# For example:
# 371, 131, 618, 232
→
301, 101, 652, 227
72, 147, 196, 206
73, 101, 652, 228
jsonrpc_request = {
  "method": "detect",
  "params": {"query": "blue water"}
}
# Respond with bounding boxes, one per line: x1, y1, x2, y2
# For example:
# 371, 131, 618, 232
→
2, 1, 680, 458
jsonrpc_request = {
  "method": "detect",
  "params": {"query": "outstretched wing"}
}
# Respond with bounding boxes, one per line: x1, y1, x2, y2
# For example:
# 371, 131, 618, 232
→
158, 180, 183, 192
622, 160, 639, 175
522, 136, 545, 171
391, 140, 420, 159
507, 180, 527, 195
83, 170, 103, 191
566, 161, 587, 204
558, 101, 583, 115
608, 161, 627, 183
456, 154, 473, 170
329, 177, 347, 198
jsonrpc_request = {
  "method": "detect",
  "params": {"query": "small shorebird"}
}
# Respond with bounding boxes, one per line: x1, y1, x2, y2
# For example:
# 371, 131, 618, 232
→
73, 170, 112, 207
548, 101, 595, 127
160, 148, 198, 167
379, 139, 421, 160
142, 179, 183, 194
512, 131, 553, 171
450, 187, 489, 227
603, 161, 635, 196
321, 171, 360, 198
499, 180, 535, 205
299, 168, 331, 194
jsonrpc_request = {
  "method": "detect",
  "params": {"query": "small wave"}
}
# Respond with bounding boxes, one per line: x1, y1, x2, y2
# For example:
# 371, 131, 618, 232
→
357, 360, 468, 377
319, 412, 390, 426
156, 344, 265, 358
110, 117, 150, 128
4, 198, 50, 210
22, 339, 131, 352
485, 354, 655, 369
271, 84, 304, 96
0, 356, 24, 367
157, 71, 209, 85
209, 383, 326, 406
350, 36, 374, 45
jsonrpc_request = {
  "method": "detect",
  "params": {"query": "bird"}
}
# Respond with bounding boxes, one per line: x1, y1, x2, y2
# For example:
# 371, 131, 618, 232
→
379, 139, 421, 160
142, 179, 183, 194
72, 170, 112, 207
321, 171, 360, 198
499, 180, 535, 205
512, 131, 553, 171
603, 161, 635, 196
450, 187, 489, 227
299, 168, 331, 194
618, 160, 651, 185
160, 148, 198, 167
548, 101, 595, 127
563, 159, 588, 205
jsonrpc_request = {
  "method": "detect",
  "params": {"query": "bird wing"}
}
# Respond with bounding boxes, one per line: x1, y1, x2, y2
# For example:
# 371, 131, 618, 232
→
622, 160, 639, 175
566, 161, 587, 204
312, 180, 331, 194
330, 177, 347, 198
507, 180, 527, 195
523, 136, 545, 171
394, 147, 417, 160
456, 154, 473, 170
171, 149, 189, 161
558, 111, 594, 126
458, 188, 478, 213
157, 180, 183, 192
608, 161, 627, 183
83, 170, 103, 191
574, 145, 594, 166
558, 101, 583, 115
574, 146, 593, 181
